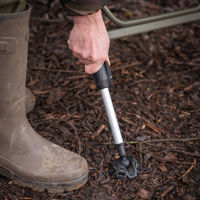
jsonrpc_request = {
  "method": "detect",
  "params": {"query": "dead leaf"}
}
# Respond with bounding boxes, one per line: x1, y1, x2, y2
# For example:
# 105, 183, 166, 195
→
158, 165, 168, 172
89, 83, 96, 90
138, 188, 151, 200
47, 88, 63, 104
164, 153, 177, 162
141, 124, 146, 129
124, 11, 133, 18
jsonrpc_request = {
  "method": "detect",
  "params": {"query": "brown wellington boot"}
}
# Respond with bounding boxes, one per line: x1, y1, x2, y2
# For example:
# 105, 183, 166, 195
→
0, 4, 88, 193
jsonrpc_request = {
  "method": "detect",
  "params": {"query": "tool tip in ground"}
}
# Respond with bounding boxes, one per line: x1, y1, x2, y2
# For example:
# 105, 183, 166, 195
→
109, 156, 141, 179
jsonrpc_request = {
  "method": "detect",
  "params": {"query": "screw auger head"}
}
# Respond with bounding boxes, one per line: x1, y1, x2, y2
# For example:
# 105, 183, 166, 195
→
109, 156, 141, 179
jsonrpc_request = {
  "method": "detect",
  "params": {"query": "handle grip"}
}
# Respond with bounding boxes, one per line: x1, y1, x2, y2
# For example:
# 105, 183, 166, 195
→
93, 61, 113, 90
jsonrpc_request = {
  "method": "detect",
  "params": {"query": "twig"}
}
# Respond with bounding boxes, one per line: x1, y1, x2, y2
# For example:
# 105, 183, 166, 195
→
112, 62, 141, 71
29, 67, 84, 74
73, 83, 90, 97
32, 90, 50, 95
142, 117, 165, 134
170, 149, 200, 158
128, 137, 199, 145
121, 117, 135, 126
65, 121, 82, 155
65, 75, 88, 80
139, 142, 143, 165
154, 156, 197, 165
96, 124, 106, 135
178, 159, 196, 181
161, 185, 174, 199
140, 143, 200, 157
132, 137, 199, 165
184, 81, 200, 91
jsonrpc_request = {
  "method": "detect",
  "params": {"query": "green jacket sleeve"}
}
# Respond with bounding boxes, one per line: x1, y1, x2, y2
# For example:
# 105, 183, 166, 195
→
60, 0, 107, 16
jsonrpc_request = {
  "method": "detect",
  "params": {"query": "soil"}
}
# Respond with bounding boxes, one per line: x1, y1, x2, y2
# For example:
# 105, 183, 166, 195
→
0, 0, 200, 199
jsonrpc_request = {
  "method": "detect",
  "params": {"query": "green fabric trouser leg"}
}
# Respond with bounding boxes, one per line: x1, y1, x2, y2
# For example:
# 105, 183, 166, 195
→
0, 0, 26, 13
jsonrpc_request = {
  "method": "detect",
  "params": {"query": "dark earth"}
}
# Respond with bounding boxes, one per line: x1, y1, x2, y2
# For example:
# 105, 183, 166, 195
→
0, 0, 200, 199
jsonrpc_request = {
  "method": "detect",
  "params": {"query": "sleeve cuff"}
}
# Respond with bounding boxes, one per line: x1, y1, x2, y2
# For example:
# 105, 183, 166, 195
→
60, 0, 107, 16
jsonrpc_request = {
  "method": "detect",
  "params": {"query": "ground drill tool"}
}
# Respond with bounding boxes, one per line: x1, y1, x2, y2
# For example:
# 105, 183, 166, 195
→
93, 61, 141, 179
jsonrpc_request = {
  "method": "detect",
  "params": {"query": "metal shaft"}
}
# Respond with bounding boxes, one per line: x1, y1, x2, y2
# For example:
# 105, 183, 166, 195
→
103, 4, 200, 39
108, 12, 200, 39
103, 4, 200, 28
100, 88, 123, 145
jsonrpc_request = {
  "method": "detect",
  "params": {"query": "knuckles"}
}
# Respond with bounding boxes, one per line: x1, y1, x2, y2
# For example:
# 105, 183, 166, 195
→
71, 49, 107, 64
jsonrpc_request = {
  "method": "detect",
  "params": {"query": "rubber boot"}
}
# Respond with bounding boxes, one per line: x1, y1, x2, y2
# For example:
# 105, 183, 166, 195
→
0, 5, 88, 193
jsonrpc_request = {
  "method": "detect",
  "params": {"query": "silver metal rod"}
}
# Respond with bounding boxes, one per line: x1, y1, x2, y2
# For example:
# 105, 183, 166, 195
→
103, 4, 200, 28
100, 88, 123, 144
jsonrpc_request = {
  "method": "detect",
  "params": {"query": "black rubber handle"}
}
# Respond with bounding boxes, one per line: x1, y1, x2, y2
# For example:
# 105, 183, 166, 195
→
93, 61, 113, 90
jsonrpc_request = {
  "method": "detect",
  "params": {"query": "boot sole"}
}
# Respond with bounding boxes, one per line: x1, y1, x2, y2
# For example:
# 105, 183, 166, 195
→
0, 165, 88, 193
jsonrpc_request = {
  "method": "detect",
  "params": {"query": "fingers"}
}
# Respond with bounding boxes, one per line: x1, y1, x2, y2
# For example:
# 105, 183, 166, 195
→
87, 55, 110, 74
70, 41, 109, 66
84, 56, 110, 74
74, 53, 111, 74
85, 62, 103, 74
78, 59, 92, 65
73, 49, 111, 74
73, 52, 110, 69
73, 53, 91, 64
73, 53, 100, 65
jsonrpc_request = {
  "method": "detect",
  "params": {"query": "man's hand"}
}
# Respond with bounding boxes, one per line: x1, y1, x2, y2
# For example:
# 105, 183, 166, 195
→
68, 10, 110, 74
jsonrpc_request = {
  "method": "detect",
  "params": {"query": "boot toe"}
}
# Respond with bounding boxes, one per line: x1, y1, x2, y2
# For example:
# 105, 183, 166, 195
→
40, 143, 88, 183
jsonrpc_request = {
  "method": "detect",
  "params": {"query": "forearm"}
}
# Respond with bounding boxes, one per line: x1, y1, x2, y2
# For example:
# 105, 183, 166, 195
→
60, 0, 107, 16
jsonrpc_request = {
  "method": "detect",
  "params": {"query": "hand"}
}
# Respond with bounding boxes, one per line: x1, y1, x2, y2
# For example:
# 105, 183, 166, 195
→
68, 10, 110, 74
